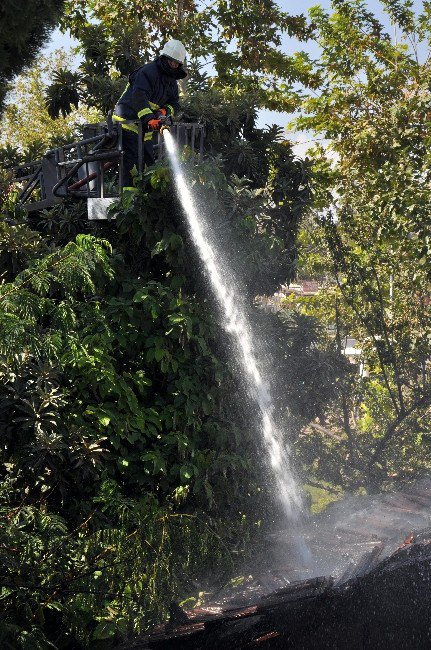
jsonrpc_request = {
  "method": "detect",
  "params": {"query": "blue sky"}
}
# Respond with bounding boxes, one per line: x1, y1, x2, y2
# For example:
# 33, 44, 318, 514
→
44, 1, 428, 150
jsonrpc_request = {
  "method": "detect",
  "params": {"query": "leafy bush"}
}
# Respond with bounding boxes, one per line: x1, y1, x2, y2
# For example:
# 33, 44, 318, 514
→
0, 483, 247, 648
1, 159, 294, 645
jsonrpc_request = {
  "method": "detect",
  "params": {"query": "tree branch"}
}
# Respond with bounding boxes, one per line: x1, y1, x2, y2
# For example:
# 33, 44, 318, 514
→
306, 421, 343, 442
306, 480, 342, 495
372, 266, 405, 413
334, 270, 401, 415
368, 392, 431, 469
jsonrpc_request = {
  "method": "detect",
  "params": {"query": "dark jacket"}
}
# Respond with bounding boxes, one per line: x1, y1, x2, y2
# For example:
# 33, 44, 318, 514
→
114, 56, 187, 124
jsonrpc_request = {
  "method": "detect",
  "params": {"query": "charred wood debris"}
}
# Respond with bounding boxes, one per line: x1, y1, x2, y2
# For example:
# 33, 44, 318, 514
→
121, 480, 431, 649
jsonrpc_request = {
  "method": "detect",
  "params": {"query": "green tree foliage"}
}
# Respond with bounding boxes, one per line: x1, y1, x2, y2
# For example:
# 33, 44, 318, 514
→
0, 0, 64, 112
0, 222, 246, 645
0, 52, 101, 164
178, 86, 313, 290
0, 2, 356, 644
0, 128, 315, 642
292, 0, 431, 491
0, 482, 241, 647
45, 0, 318, 117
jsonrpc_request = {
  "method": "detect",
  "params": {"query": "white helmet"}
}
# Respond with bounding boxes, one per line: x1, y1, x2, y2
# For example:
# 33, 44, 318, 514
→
160, 39, 187, 64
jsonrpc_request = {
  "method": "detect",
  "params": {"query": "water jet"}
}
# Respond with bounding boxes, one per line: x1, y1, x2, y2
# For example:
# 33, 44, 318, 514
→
162, 130, 306, 544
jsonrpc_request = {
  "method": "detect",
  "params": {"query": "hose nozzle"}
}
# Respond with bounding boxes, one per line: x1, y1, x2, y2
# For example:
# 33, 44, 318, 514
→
160, 124, 171, 135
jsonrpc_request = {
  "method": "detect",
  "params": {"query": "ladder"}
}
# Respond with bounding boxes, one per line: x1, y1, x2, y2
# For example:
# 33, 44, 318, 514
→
13, 117, 205, 218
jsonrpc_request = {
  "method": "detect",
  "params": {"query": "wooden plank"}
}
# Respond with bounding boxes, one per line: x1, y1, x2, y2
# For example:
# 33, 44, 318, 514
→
204, 605, 258, 629
257, 576, 333, 611
246, 630, 280, 646
147, 622, 206, 649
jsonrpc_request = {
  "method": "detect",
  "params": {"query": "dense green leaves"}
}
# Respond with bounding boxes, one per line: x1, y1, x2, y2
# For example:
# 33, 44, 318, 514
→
10, 0, 431, 642
292, 0, 431, 491
0, 139, 311, 643
0, 485, 242, 648
45, 0, 317, 117
0, 52, 102, 168
0, 0, 64, 112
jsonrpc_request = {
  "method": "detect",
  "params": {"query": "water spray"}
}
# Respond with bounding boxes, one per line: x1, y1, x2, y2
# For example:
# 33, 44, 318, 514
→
162, 130, 308, 557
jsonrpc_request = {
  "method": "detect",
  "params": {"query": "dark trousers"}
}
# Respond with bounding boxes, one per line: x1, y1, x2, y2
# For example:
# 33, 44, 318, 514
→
121, 129, 155, 187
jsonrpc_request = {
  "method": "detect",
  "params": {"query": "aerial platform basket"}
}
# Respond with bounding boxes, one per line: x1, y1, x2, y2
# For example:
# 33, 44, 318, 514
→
13, 116, 205, 219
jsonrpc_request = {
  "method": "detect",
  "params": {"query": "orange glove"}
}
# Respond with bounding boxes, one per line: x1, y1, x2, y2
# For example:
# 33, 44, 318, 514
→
148, 118, 162, 130
156, 107, 167, 118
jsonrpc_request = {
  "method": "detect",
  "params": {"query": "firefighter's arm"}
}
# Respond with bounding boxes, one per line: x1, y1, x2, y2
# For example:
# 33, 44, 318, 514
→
130, 69, 156, 123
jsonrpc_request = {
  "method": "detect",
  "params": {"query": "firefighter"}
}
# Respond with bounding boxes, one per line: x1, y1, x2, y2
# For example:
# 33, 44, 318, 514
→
113, 39, 187, 189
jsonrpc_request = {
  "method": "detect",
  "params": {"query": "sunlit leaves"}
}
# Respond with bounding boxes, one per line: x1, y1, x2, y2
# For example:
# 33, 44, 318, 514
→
0, 231, 112, 358
293, 0, 431, 490
0, 52, 101, 159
